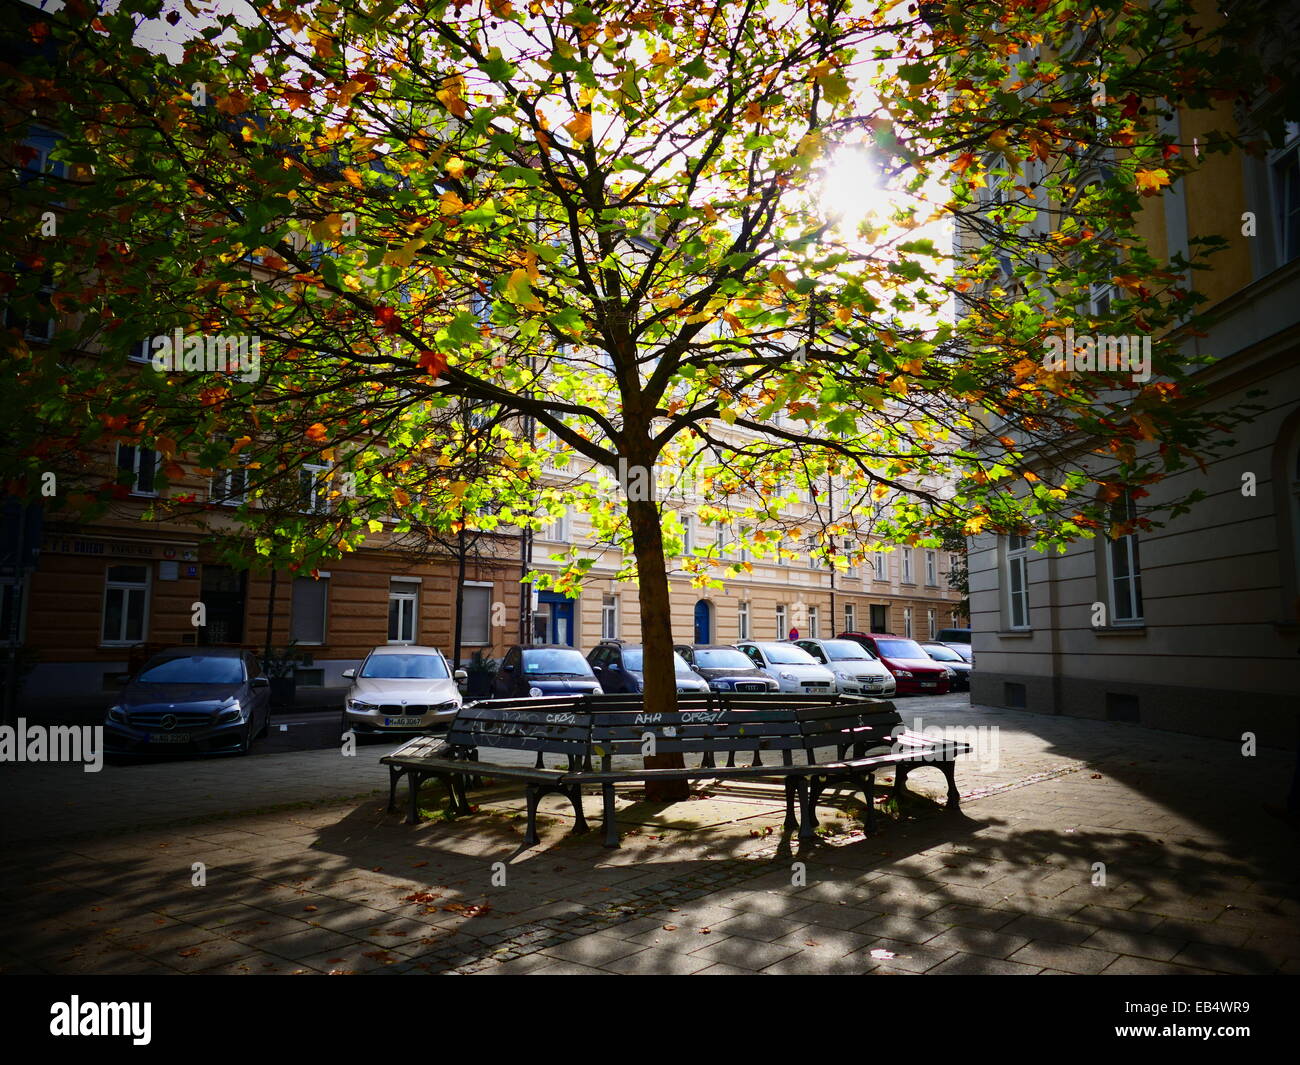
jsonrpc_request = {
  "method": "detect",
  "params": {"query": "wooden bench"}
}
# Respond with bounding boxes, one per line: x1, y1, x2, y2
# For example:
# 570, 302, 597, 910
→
381, 693, 969, 847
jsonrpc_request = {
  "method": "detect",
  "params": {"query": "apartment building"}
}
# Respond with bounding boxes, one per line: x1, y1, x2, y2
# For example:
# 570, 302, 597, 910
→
962, 4, 1300, 744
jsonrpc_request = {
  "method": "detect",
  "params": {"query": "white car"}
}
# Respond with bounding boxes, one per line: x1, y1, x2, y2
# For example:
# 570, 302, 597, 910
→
342, 645, 466, 735
795, 638, 897, 698
735, 640, 837, 694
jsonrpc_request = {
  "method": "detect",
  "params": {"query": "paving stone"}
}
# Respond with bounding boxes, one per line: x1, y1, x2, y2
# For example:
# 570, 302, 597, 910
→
1007, 941, 1119, 974
1000, 914, 1096, 946
927, 952, 1043, 975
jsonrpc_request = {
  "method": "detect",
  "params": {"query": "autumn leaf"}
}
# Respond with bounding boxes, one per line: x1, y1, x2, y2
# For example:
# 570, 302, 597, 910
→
1135, 168, 1171, 194
305, 423, 328, 443
564, 112, 593, 142
417, 350, 449, 378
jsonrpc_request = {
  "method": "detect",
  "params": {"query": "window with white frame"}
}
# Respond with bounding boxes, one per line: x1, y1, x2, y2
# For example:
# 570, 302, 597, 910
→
873, 552, 887, 581
903, 607, 913, 638
807, 605, 820, 638
843, 541, 858, 579
738, 600, 751, 640
1271, 122, 1300, 265
115, 444, 158, 496
601, 594, 618, 640
1006, 533, 1030, 630
290, 574, 329, 644
461, 583, 492, 646
681, 515, 694, 557
102, 564, 148, 645
299, 463, 331, 514
775, 603, 787, 639
546, 508, 568, 542
129, 338, 153, 363
901, 549, 914, 584
1107, 495, 1144, 624
844, 603, 856, 632
927, 609, 936, 639
925, 550, 938, 586
210, 439, 248, 506
387, 579, 419, 644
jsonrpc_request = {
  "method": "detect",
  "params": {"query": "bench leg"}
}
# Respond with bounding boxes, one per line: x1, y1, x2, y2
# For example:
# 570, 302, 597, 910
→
894, 764, 912, 807
523, 784, 542, 847
406, 770, 424, 825
387, 765, 402, 813
567, 784, 590, 834
451, 774, 473, 815
798, 778, 819, 843
783, 778, 799, 832
602, 783, 620, 849
940, 760, 960, 809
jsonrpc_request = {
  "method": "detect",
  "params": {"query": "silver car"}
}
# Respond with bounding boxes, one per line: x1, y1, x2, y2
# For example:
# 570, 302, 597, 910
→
795, 638, 897, 698
342, 645, 466, 735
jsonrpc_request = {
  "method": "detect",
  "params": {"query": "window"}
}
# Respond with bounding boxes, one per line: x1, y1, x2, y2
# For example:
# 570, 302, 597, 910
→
778, 534, 789, 565
775, 603, 787, 639
102, 564, 148, 645
843, 541, 858, 579
681, 515, 694, 557
843, 603, 856, 632
299, 464, 330, 514
461, 583, 492, 646
546, 508, 568, 542
290, 575, 329, 644
870, 604, 888, 633
807, 605, 819, 638
601, 594, 618, 641
738, 600, 751, 640
1107, 496, 1143, 624
115, 444, 158, 496
925, 550, 938, 586
129, 338, 153, 364
388, 579, 419, 643
873, 552, 887, 581
3, 268, 55, 342
903, 607, 913, 638
1272, 124, 1300, 265
210, 440, 248, 506
927, 609, 936, 639
17, 128, 66, 184
1006, 533, 1030, 630
739, 527, 751, 564
901, 549, 914, 584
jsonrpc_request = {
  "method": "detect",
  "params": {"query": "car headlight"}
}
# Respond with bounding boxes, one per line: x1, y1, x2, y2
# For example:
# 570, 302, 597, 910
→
894, 670, 913, 678
528, 687, 543, 698
107, 705, 126, 724
834, 671, 852, 682
347, 699, 376, 711
779, 671, 795, 680
217, 700, 243, 723
714, 680, 732, 690
942, 669, 954, 679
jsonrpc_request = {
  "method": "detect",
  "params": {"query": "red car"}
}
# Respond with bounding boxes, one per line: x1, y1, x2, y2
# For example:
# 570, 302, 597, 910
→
836, 632, 953, 695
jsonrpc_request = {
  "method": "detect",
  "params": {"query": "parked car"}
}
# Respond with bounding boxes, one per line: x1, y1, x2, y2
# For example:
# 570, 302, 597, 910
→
673, 644, 779, 692
919, 642, 972, 691
935, 627, 971, 645
493, 644, 603, 698
836, 632, 953, 695
939, 642, 973, 662
342, 645, 466, 735
105, 647, 272, 755
588, 641, 710, 694
794, 638, 897, 698
735, 640, 836, 694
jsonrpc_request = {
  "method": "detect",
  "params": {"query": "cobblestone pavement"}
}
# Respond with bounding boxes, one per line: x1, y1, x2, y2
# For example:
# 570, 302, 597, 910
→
1, 695, 1296, 975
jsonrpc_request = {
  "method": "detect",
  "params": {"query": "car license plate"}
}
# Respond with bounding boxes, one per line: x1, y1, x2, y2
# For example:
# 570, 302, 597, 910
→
920, 682, 936, 689
149, 733, 191, 743
385, 716, 424, 727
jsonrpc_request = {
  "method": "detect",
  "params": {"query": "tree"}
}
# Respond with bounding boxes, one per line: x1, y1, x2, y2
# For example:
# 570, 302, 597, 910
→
1, 0, 1277, 758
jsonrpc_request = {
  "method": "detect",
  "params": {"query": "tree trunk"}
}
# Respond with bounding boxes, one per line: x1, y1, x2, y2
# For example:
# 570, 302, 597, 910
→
627, 493, 689, 802
453, 523, 466, 669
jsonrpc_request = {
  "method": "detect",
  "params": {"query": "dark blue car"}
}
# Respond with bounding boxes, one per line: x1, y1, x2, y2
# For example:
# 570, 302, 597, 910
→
105, 647, 272, 755
491, 644, 603, 698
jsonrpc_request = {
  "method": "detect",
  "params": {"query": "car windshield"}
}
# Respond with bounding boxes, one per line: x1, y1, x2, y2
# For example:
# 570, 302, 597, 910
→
360, 653, 449, 680
874, 639, 929, 659
821, 640, 876, 661
138, 656, 244, 684
922, 644, 963, 662
693, 649, 752, 669
759, 644, 818, 665
617, 650, 694, 675
523, 649, 593, 676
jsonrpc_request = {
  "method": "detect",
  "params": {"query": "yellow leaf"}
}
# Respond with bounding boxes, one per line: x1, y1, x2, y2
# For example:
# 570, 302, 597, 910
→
564, 112, 593, 142
367, 519, 384, 533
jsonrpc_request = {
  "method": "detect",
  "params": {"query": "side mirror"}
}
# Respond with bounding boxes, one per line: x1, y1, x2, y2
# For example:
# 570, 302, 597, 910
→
503, 663, 515, 672
251, 676, 269, 689
608, 663, 620, 672
341, 668, 355, 679
453, 669, 467, 682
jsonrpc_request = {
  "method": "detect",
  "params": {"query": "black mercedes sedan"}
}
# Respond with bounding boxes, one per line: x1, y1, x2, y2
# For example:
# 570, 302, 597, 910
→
105, 647, 272, 755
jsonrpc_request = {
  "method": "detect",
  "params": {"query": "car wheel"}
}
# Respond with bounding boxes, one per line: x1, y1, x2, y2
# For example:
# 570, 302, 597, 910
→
236, 720, 253, 755
256, 705, 270, 739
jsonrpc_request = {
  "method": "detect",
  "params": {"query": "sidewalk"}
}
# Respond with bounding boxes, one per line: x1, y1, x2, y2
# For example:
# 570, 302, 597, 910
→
1, 696, 1296, 975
